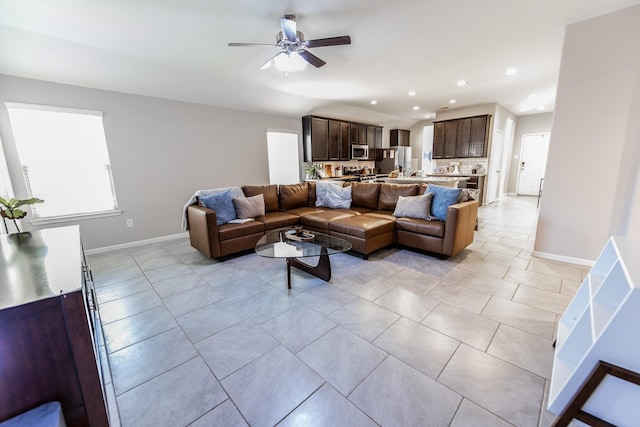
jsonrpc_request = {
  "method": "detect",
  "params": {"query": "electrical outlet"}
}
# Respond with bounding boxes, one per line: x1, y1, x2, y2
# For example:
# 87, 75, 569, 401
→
126, 219, 134, 228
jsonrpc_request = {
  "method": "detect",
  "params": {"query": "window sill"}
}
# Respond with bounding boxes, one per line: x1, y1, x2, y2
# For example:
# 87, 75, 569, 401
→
30, 209, 123, 226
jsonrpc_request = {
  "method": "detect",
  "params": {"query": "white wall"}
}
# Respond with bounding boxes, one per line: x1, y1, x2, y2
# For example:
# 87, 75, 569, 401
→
508, 113, 554, 194
534, 5, 640, 262
0, 75, 300, 249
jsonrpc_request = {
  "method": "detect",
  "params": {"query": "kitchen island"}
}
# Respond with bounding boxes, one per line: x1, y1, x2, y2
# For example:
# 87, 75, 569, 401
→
381, 176, 471, 188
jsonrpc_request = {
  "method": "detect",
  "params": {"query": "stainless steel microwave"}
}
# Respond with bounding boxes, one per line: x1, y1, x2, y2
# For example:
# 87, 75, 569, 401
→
351, 144, 369, 160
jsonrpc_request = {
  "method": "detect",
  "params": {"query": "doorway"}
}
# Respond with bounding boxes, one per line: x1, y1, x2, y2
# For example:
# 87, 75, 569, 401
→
486, 129, 504, 204
517, 133, 550, 196
267, 131, 300, 185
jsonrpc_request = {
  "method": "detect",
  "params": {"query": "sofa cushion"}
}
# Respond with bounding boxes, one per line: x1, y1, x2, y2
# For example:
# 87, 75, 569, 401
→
395, 217, 446, 238
243, 185, 279, 212
233, 194, 265, 219
285, 206, 325, 217
199, 190, 237, 225
350, 182, 381, 209
392, 193, 434, 220
324, 184, 352, 209
417, 183, 429, 195
330, 215, 395, 239
307, 181, 316, 206
428, 185, 463, 221
378, 183, 419, 210
218, 220, 264, 241
256, 211, 299, 231
300, 210, 357, 233
364, 210, 397, 221
279, 183, 308, 210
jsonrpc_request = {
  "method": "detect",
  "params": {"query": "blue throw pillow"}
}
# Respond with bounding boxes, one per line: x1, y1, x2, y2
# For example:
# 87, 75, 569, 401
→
427, 185, 463, 221
199, 190, 237, 225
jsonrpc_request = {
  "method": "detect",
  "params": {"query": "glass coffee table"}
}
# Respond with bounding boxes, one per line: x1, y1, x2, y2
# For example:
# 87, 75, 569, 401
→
255, 227, 352, 290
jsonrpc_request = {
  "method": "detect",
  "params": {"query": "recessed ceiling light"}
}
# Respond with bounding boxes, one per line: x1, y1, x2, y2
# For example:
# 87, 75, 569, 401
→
408, 91, 416, 97
449, 99, 457, 104
424, 114, 433, 118
456, 80, 467, 87
528, 93, 537, 99
505, 67, 518, 76
413, 106, 420, 110
370, 100, 378, 105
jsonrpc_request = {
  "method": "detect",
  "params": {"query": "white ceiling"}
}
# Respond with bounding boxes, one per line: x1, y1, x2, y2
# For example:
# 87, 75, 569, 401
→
1, 0, 639, 128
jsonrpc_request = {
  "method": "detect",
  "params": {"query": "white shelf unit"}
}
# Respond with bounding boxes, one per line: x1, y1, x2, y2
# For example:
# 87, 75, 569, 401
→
549, 236, 640, 425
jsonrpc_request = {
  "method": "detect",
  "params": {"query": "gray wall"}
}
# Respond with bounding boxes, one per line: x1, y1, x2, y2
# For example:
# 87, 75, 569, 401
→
535, 5, 640, 262
507, 113, 554, 194
0, 74, 300, 250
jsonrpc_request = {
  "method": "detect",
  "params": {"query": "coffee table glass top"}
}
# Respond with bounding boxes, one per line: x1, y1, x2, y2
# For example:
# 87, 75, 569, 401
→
255, 227, 352, 258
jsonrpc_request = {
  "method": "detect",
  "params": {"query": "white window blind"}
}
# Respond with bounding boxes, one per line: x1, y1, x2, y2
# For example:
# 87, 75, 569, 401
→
6, 102, 119, 220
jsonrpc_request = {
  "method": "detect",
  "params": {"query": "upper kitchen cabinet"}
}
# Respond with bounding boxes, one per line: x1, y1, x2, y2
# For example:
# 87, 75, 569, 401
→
433, 114, 491, 159
366, 125, 382, 160
433, 122, 445, 158
469, 115, 490, 157
303, 115, 377, 161
340, 122, 350, 161
303, 116, 350, 161
328, 120, 341, 160
390, 129, 410, 147
456, 119, 471, 157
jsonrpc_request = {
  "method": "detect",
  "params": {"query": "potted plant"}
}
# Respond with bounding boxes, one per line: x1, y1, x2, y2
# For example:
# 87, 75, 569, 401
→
0, 196, 44, 234
304, 163, 323, 179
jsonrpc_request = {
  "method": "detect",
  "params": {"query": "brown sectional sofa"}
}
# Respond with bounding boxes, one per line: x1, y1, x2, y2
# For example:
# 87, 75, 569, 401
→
186, 182, 479, 260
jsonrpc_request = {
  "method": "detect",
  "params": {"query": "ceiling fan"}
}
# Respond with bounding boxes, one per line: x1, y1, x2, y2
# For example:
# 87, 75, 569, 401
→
228, 14, 351, 71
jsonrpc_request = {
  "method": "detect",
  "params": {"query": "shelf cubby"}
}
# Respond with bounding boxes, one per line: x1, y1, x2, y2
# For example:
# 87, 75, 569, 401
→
549, 236, 640, 425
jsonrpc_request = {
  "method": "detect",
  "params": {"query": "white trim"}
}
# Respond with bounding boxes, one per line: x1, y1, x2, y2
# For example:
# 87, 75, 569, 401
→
5, 101, 103, 117
84, 232, 189, 255
30, 209, 122, 226
532, 250, 594, 267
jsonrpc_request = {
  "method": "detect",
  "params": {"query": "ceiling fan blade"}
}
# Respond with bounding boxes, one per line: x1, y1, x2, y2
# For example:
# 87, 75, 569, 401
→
280, 15, 297, 41
304, 36, 351, 48
298, 50, 326, 68
228, 42, 274, 47
260, 52, 284, 70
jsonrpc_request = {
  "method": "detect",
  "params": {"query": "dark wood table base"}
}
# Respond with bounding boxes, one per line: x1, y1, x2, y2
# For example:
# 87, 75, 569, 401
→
286, 246, 331, 289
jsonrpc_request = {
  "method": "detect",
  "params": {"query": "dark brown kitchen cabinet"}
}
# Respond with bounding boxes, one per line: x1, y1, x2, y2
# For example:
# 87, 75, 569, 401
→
444, 121, 458, 158
456, 119, 471, 157
433, 122, 445, 158
340, 122, 350, 160
0, 226, 109, 427
469, 115, 489, 157
433, 114, 491, 159
328, 120, 341, 160
304, 115, 381, 161
390, 129, 410, 146
303, 116, 328, 161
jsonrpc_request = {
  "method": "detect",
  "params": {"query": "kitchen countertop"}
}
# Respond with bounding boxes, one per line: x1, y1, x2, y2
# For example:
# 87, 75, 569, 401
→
426, 173, 487, 177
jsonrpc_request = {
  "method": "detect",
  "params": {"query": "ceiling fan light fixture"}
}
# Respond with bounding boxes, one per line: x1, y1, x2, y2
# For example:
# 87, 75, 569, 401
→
274, 51, 308, 72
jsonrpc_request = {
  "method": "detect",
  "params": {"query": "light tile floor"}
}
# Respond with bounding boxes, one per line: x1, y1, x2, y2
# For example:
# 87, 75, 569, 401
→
90, 195, 589, 427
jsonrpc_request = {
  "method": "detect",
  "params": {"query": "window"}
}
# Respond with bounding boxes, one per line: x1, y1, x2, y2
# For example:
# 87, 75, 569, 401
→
267, 131, 300, 184
6, 102, 119, 222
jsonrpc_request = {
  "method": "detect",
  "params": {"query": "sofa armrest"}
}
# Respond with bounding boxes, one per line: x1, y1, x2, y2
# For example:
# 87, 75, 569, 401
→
441, 200, 479, 257
187, 205, 220, 259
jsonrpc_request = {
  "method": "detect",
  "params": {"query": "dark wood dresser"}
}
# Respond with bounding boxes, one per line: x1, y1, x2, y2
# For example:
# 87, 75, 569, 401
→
0, 226, 109, 426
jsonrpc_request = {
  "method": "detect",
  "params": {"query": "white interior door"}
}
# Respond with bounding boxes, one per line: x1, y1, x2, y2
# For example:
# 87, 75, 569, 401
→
486, 129, 504, 204
517, 133, 550, 196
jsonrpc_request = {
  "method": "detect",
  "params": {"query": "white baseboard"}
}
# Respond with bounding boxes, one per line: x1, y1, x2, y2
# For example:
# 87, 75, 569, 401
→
532, 250, 594, 267
84, 232, 189, 255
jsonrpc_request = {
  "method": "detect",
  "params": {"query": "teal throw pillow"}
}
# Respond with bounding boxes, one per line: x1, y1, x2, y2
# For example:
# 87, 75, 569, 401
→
427, 185, 463, 221
199, 190, 237, 225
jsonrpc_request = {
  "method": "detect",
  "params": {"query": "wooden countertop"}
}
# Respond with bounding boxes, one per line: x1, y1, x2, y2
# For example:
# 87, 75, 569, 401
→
0, 225, 83, 310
